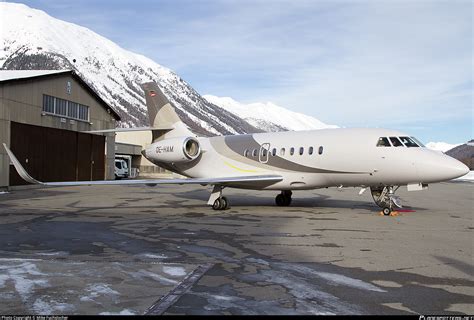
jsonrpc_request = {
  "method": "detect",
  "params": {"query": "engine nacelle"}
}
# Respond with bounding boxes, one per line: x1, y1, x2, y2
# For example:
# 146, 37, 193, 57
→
145, 137, 201, 163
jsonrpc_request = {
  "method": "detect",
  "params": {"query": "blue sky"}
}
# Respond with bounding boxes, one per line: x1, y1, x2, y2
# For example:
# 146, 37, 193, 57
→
10, 0, 473, 143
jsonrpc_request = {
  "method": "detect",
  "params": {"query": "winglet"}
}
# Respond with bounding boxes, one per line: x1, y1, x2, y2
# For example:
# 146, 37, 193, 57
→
2, 143, 42, 185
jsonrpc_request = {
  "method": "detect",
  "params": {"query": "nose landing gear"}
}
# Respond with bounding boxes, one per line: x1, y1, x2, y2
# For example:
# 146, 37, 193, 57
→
371, 186, 402, 216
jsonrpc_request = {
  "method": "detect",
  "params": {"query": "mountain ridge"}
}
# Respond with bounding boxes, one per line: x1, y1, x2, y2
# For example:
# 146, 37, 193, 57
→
0, 2, 334, 136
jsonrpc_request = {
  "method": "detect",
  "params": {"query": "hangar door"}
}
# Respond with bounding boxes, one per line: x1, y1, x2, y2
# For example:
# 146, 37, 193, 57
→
9, 122, 105, 186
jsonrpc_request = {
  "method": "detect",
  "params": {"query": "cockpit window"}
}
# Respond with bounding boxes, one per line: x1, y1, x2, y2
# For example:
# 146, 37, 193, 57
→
411, 136, 425, 147
376, 137, 391, 147
399, 136, 419, 147
389, 137, 404, 147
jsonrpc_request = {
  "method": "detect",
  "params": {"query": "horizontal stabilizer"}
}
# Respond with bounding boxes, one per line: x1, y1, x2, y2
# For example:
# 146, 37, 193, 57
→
3, 143, 282, 187
84, 126, 174, 134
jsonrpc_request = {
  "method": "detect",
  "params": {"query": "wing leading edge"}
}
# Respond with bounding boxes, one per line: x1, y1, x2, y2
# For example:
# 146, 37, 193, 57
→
3, 143, 282, 187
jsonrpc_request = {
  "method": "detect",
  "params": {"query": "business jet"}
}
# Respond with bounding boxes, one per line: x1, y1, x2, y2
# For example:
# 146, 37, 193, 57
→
3, 82, 469, 215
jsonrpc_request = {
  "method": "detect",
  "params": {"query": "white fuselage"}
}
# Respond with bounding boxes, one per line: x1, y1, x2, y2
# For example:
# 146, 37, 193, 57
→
144, 128, 469, 190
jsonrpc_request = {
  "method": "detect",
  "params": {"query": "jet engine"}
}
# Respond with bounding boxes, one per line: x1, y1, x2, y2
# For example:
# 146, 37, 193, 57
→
145, 137, 201, 163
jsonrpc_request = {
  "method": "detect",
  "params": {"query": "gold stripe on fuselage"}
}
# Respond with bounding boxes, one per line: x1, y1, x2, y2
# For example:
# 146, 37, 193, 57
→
223, 160, 261, 173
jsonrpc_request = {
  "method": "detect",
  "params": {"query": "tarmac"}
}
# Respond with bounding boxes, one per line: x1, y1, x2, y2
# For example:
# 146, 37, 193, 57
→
0, 181, 472, 315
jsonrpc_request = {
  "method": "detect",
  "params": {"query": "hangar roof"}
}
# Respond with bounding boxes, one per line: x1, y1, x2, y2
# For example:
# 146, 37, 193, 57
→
0, 70, 67, 81
0, 69, 121, 121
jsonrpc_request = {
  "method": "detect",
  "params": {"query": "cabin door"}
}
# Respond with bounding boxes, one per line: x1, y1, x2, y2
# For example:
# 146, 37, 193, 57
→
259, 143, 270, 164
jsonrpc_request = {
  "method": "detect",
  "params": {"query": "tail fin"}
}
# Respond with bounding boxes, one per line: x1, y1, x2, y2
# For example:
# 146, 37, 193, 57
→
141, 82, 193, 141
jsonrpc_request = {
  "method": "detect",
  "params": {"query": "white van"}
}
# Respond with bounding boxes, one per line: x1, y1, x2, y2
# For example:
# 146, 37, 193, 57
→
114, 159, 129, 179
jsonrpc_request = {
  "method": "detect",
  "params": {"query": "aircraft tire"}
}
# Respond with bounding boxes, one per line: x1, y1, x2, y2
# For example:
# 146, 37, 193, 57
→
382, 207, 391, 216
276, 194, 285, 206
212, 199, 222, 210
220, 196, 228, 210
284, 195, 292, 206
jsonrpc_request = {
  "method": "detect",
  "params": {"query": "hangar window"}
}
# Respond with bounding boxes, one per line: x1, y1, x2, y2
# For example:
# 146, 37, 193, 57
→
56, 98, 67, 116
309, 146, 314, 155
43, 95, 55, 113
389, 137, 404, 147
78, 104, 89, 121
68, 102, 79, 119
376, 137, 391, 147
42, 95, 89, 122
399, 136, 419, 148
290, 147, 295, 156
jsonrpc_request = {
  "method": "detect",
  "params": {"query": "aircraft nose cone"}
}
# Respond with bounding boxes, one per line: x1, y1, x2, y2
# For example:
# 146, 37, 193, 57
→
442, 157, 470, 180
453, 161, 470, 178
417, 152, 470, 183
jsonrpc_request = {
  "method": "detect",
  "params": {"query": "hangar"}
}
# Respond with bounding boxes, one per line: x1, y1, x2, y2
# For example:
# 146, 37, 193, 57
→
0, 70, 120, 189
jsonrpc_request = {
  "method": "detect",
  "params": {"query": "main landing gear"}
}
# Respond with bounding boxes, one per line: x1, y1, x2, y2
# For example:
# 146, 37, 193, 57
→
371, 186, 402, 216
275, 190, 292, 207
208, 185, 229, 210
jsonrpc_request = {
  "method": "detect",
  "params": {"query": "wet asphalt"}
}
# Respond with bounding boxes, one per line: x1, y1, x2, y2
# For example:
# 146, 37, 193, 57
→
0, 181, 472, 315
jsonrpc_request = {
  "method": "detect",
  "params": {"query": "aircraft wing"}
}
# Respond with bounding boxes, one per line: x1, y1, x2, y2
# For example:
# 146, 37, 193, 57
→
3, 143, 282, 187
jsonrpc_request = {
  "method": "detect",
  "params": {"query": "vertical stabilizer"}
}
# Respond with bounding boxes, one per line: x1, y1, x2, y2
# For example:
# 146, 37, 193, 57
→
141, 82, 194, 141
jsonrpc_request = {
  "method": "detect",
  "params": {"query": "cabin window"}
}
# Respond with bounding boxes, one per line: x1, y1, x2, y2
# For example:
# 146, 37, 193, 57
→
309, 147, 314, 155
244, 149, 249, 157
411, 136, 425, 147
280, 148, 286, 156
299, 147, 304, 155
261, 148, 267, 157
389, 137, 404, 147
290, 147, 295, 156
399, 136, 419, 148
376, 137, 391, 147
272, 148, 277, 156
318, 146, 324, 155
252, 149, 258, 157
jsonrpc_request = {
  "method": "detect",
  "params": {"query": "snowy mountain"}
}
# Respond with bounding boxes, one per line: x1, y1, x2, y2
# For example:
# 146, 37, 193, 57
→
445, 140, 473, 170
203, 95, 337, 131
426, 142, 461, 152
0, 2, 259, 136
1, 2, 336, 136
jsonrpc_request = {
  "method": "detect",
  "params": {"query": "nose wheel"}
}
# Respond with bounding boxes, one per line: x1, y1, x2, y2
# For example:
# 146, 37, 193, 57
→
276, 190, 292, 206
371, 186, 401, 215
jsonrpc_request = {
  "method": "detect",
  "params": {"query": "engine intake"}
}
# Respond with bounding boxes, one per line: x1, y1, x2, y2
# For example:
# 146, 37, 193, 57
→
183, 137, 200, 160
145, 137, 201, 163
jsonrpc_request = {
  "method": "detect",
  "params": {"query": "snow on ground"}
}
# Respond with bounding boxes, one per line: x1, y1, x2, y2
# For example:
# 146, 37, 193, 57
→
163, 266, 187, 277
426, 141, 462, 152
454, 171, 474, 182
99, 309, 136, 315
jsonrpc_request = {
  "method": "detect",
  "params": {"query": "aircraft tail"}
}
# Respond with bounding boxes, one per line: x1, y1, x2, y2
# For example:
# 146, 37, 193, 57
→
141, 82, 194, 141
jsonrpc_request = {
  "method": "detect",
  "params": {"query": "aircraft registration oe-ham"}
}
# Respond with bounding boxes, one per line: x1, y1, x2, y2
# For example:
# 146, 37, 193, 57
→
4, 82, 469, 215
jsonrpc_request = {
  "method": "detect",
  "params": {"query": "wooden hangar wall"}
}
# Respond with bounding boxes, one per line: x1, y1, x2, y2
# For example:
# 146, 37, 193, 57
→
0, 70, 120, 188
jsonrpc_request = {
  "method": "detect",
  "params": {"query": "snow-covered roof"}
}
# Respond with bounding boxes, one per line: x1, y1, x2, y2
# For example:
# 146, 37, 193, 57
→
0, 70, 69, 82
